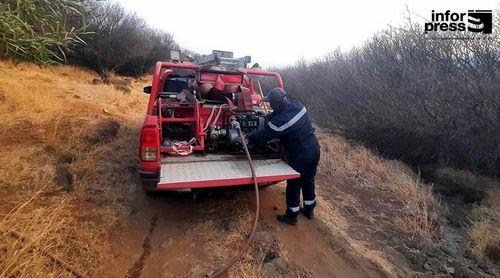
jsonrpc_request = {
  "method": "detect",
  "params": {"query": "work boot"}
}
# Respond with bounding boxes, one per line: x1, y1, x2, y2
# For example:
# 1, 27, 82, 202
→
276, 208, 298, 226
300, 206, 314, 219
301, 201, 316, 220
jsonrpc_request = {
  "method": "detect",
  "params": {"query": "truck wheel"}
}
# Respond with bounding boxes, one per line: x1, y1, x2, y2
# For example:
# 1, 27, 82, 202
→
143, 187, 158, 195
139, 171, 159, 195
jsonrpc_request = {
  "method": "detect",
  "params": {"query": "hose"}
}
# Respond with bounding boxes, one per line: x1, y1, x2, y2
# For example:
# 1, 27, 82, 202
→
209, 128, 260, 277
204, 106, 217, 131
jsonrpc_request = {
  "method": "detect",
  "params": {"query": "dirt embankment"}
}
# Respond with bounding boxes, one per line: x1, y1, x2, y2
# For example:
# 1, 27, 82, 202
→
0, 60, 149, 277
0, 60, 498, 277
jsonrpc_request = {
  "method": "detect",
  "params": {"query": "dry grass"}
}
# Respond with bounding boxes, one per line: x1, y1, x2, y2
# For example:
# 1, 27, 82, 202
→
469, 219, 500, 262
317, 132, 440, 238
0, 59, 149, 276
447, 169, 500, 262
470, 205, 500, 263
427, 167, 500, 262
314, 133, 441, 274
186, 195, 287, 277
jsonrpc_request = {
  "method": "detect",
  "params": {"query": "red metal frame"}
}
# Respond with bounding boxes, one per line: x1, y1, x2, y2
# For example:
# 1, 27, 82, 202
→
140, 61, 292, 189
237, 68, 284, 89
148, 62, 284, 114
157, 173, 299, 189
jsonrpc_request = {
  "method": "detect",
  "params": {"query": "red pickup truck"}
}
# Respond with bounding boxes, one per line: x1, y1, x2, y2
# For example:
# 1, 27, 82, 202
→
139, 52, 299, 192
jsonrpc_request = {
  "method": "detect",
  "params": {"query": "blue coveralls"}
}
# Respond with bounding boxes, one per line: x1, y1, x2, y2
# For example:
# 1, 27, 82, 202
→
248, 101, 320, 211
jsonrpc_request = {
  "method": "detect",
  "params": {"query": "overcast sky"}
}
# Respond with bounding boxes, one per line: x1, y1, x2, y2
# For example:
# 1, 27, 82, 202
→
116, 0, 498, 67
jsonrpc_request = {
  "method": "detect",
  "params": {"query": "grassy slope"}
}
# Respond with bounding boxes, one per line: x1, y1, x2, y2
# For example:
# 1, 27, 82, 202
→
0, 60, 149, 276
314, 133, 440, 274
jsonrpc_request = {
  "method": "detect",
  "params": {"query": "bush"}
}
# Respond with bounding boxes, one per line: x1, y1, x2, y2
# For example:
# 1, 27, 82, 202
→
0, 0, 86, 65
278, 19, 500, 176
69, 1, 178, 77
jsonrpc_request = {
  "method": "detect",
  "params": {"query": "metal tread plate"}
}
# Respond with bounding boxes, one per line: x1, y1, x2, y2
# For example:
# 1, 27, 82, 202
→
158, 158, 299, 189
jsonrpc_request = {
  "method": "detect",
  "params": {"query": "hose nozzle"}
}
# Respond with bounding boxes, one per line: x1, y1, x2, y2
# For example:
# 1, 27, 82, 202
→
230, 120, 241, 131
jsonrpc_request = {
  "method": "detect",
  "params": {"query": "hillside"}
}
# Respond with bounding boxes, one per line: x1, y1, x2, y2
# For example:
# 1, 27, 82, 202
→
0, 61, 498, 277
0, 60, 149, 276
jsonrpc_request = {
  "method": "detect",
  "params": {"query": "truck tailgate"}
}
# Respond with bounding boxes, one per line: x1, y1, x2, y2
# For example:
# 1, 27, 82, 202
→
158, 155, 299, 189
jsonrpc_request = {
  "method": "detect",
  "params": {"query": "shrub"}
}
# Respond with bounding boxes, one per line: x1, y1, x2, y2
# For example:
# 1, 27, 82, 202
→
0, 0, 86, 65
277, 18, 500, 176
69, 1, 178, 77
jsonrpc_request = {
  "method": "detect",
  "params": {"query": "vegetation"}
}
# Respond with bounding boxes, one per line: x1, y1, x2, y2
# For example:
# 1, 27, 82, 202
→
0, 60, 149, 276
0, 0, 86, 65
68, 1, 178, 78
0, 1, 498, 273
275, 19, 500, 176
0, 0, 178, 77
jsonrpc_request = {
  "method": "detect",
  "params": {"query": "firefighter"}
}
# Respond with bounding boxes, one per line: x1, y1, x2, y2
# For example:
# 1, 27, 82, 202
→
248, 87, 320, 225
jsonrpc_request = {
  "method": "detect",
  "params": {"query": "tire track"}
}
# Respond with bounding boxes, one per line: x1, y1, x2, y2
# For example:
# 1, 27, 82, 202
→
125, 213, 158, 278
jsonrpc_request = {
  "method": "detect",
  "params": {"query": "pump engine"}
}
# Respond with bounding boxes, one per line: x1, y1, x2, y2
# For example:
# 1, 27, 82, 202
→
206, 111, 268, 154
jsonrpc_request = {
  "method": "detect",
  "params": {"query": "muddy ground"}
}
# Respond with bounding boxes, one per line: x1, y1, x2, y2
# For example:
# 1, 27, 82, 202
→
99, 180, 384, 277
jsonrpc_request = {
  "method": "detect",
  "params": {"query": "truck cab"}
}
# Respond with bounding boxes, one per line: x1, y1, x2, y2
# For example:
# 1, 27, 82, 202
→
139, 51, 299, 192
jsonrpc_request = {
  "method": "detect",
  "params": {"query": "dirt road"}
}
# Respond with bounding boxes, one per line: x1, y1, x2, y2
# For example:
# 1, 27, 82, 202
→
98, 178, 385, 277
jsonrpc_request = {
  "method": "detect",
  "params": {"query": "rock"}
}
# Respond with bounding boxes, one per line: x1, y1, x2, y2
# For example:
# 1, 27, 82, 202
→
92, 78, 103, 85
73, 94, 81, 99
447, 267, 455, 274
114, 84, 131, 95
273, 257, 289, 274
447, 261, 475, 278
413, 271, 433, 278
422, 271, 434, 278
264, 251, 277, 262
412, 251, 427, 267
425, 257, 441, 274
440, 245, 457, 257
426, 247, 445, 258
87, 119, 120, 144
253, 231, 269, 243
102, 108, 111, 114
262, 262, 277, 277
375, 230, 390, 240
391, 236, 401, 245
57, 152, 75, 164
395, 270, 406, 278
54, 164, 73, 191
423, 263, 432, 271
405, 239, 420, 249
105, 77, 130, 87
189, 270, 208, 278
251, 248, 262, 261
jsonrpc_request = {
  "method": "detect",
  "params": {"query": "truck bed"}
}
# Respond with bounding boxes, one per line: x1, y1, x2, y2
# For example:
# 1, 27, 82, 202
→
157, 154, 299, 189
